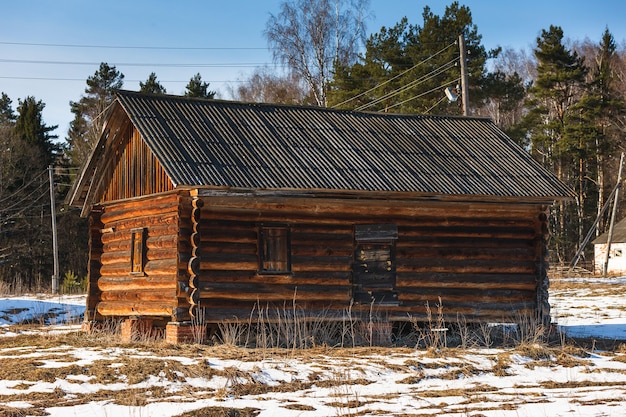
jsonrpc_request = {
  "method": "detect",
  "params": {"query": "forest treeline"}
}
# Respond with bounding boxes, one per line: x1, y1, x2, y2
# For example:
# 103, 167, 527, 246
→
1, 1, 624, 290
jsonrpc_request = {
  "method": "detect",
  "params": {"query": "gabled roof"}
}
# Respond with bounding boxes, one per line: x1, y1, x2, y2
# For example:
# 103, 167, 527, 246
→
594, 217, 626, 244
70, 90, 573, 211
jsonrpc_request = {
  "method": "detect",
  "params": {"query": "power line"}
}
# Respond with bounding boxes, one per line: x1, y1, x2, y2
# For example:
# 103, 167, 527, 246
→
0, 41, 268, 51
385, 78, 460, 112
0, 76, 245, 83
0, 180, 50, 217
355, 57, 459, 111
0, 58, 277, 68
0, 169, 48, 206
332, 40, 458, 109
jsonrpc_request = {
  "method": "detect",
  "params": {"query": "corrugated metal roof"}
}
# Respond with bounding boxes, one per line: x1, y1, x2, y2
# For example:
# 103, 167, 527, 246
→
109, 90, 572, 199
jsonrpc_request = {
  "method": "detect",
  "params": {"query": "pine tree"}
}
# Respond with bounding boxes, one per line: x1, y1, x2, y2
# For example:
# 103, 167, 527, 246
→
0, 96, 58, 289
184, 73, 216, 99
15, 96, 58, 168
570, 29, 626, 247
66, 63, 124, 168
521, 25, 587, 263
0, 93, 16, 125
139, 72, 166, 94
328, 2, 492, 115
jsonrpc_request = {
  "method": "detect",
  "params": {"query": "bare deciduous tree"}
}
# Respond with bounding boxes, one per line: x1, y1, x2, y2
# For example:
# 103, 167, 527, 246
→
228, 67, 310, 104
265, 0, 371, 107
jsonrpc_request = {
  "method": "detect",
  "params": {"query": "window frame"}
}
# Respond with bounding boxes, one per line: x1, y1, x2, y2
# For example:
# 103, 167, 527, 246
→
258, 224, 291, 275
130, 227, 146, 276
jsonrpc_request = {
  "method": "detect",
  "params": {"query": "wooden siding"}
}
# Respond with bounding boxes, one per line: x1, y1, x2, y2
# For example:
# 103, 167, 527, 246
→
90, 192, 183, 319
100, 128, 174, 204
193, 194, 548, 323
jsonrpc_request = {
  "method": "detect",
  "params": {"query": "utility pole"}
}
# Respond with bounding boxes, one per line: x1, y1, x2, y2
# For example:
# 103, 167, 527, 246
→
458, 34, 469, 116
603, 152, 624, 277
48, 165, 59, 293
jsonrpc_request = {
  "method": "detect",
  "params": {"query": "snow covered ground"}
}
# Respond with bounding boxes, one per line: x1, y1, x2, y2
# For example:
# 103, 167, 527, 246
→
0, 277, 624, 417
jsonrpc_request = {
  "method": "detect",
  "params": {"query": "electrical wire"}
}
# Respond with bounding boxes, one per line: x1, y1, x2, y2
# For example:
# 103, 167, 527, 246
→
0, 169, 48, 206
386, 77, 460, 113
0, 76, 244, 83
0, 41, 268, 50
0, 193, 49, 224
0, 180, 50, 217
0, 58, 276, 68
331, 40, 458, 109
355, 58, 458, 111
354, 57, 459, 111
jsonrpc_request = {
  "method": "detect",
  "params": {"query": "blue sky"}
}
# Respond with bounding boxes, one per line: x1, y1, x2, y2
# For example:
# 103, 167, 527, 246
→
1, 0, 624, 140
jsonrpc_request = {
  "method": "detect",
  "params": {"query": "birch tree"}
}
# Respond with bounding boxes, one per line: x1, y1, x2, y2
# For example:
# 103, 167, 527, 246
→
265, 0, 370, 107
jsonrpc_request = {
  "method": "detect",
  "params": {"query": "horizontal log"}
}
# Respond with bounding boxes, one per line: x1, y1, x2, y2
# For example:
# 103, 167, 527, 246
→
100, 247, 179, 265
96, 301, 177, 317
291, 263, 352, 273
291, 255, 353, 266
396, 273, 537, 290
197, 195, 543, 220
97, 276, 177, 291
399, 217, 538, 229
199, 282, 351, 302
104, 234, 179, 252
100, 288, 177, 302
200, 252, 257, 264
291, 231, 354, 242
396, 258, 536, 274
200, 261, 257, 271
99, 259, 178, 276
292, 245, 354, 258
100, 195, 180, 224
397, 291, 535, 304
201, 241, 257, 255
399, 226, 537, 240
198, 272, 349, 286
103, 213, 179, 232
291, 223, 354, 233
199, 230, 257, 244
396, 247, 536, 262
396, 237, 536, 250
100, 224, 178, 244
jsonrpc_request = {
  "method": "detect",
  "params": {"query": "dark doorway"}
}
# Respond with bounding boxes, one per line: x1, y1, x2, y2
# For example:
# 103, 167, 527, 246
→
353, 237, 398, 305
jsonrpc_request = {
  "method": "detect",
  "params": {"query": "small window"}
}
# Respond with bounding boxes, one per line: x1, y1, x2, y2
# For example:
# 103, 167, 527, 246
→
259, 225, 290, 274
130, 228, 146, 275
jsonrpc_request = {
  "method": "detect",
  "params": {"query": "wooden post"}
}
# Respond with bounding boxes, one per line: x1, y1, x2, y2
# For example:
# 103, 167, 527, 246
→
459, 34, 469, 116
603, 152, 624, 277
48, 165, 59, 293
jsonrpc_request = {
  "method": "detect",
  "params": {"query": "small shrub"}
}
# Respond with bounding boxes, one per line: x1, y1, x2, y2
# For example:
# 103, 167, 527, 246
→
60, 271, 87, 294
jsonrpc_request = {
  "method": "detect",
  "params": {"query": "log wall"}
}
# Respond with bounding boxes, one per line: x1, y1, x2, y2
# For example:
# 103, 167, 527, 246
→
87, 191, 549, 325
89, 192, 184, 320
194, 195, 549, 324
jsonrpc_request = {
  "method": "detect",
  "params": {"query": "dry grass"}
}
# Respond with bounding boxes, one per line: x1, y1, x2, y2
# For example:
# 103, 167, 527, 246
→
174, 407, 260, 417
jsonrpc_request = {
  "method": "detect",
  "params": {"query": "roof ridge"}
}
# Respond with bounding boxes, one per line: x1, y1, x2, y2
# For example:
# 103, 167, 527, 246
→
114, 89, 495, 122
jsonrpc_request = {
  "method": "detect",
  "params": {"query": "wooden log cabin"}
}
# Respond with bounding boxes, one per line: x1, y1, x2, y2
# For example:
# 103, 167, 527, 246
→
68, 90, 573, 343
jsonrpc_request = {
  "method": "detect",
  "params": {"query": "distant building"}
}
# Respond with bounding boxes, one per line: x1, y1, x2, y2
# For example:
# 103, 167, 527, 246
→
593, 217, 626, 275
